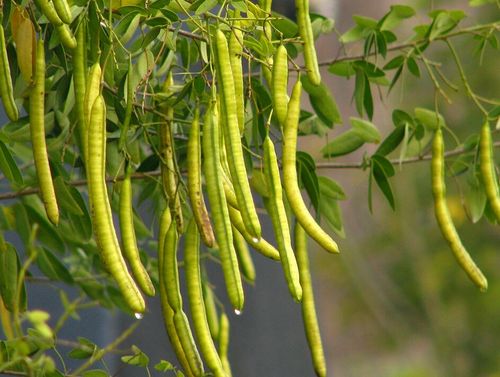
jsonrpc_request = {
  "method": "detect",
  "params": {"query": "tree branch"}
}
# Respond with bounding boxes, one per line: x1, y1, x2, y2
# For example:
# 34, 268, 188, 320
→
1, 140, 498, 201
317, 21, 500, 67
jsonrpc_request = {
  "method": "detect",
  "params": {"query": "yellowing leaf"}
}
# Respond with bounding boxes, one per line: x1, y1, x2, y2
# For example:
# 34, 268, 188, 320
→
11, 6, 36, 84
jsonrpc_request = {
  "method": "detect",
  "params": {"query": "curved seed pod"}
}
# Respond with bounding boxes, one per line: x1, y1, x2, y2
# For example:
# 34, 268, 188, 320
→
56, 24, 77, 50
52, 0, 72, 24
173, 311, 205, 377
282, 80, 338, 253
227, 205, 281, 261
160, 72, 183, 233
264, 135, 302, 301
232, 225, 256, 283
432, 129, 487, 291
202, 100, 244, 311
228, 23, 245, 135
0, 25, 19, 122
87, 95, 145, 313
272, 45, 289, 127
72, 18, 87, 159
187, 107, 215, 247
218, 313, 232, 377
163, 220, 182, 312
214, 29, 261, 240
295, 223, 327, 377
119, 166, 155, 296
295, 0, 321, 85
185, 220, 226, 377
158, 208, 195, 377
30, 38, 59, 225
33, 0, 63, 26
202, 277, 220, 341
83, 62, 102, 167
479, 121, 500, 223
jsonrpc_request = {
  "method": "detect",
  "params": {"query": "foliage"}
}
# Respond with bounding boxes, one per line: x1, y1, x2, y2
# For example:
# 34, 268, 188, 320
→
0, 0, 499, 376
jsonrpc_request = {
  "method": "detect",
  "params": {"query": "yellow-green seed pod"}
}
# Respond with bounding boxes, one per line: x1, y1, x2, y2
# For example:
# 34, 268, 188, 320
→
272, 45, 289, 127
479, 121, 500, 223
0, 25, 19, 122
119, 166, 155, 296
87, 95, 145, 313
295, 0, 321, 85
295, 223, 326, 377
218, 313, 232, 377
282, 80, 338, 253
431, 129, 487, 291
30, 38, 59, 225
232, 225, 256, 283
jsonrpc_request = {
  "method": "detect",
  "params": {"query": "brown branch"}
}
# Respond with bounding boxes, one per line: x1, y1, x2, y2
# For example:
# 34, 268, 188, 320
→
317, 21, 500, 67
1, 140, 498, 201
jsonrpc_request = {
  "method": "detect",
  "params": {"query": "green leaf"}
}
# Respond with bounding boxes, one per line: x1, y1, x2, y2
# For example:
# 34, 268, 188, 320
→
414, 107, 445, 131
271, 12, 298, 38
354, 69, 366, 116
383, 55, 405, 70
406, 57, 420, 77
376, 125, 406, 156
318, 176, 346, 200
121, 345, 149, 367
36, 248, 74, 284
0, 140, 23, 186
82, 370, 109, 377
466, 176, 486, 223
23, 199, 65, 253
339, 24, 370, 44
428, 10, 466, 40
328, 61, 355, 77
379, 5, 415, 31
53, 177, 84, 216
319, 199, 345, 238
69, 338, 97, 359
301, 76, 342, 127
0, 243, 23, 312
371, 155, 396, 210
351, 117, 381, 143
155, 360, 175, 372
297, 151, 320, 212
191, 0, 218, 14
469, 0, 496, 6
392, 109, 414, 127
298, 111, 330, 137
321, 129, 365, 158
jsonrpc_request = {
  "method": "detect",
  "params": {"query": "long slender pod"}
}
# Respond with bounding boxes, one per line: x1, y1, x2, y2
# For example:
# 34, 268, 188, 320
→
158, 208, 195, 377
479, 121, 500, 222
214, 29, 261, 240
72, 17, 87, 161
119, 166, 155, 296
87, 95, 145, 313
295, 0, 321, 85
185, 220, 227, 377
232, 225, 256, 283
227, 206, 281, 261
162, 219, 205, 376
172, 310, 205, 377
33, 0, 63, 26
282, 80, 338, 253
228, 22, 245, 135
202, 276, 220, 341
83, 62, 102, 167
432, 129, 488, 291
160, 72, 184, 233
202, 100, 244, 311
264, 135, 302, 301
56, 24, 77, 50
163, 221, 182, 312
272, 45, 289, 127
295, 223, 327, 377
187, 107, 215, 247
52, 0, 72, 24
218, 313, 233, 377
0, 23, 19, 122
30, 39, 59, 225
